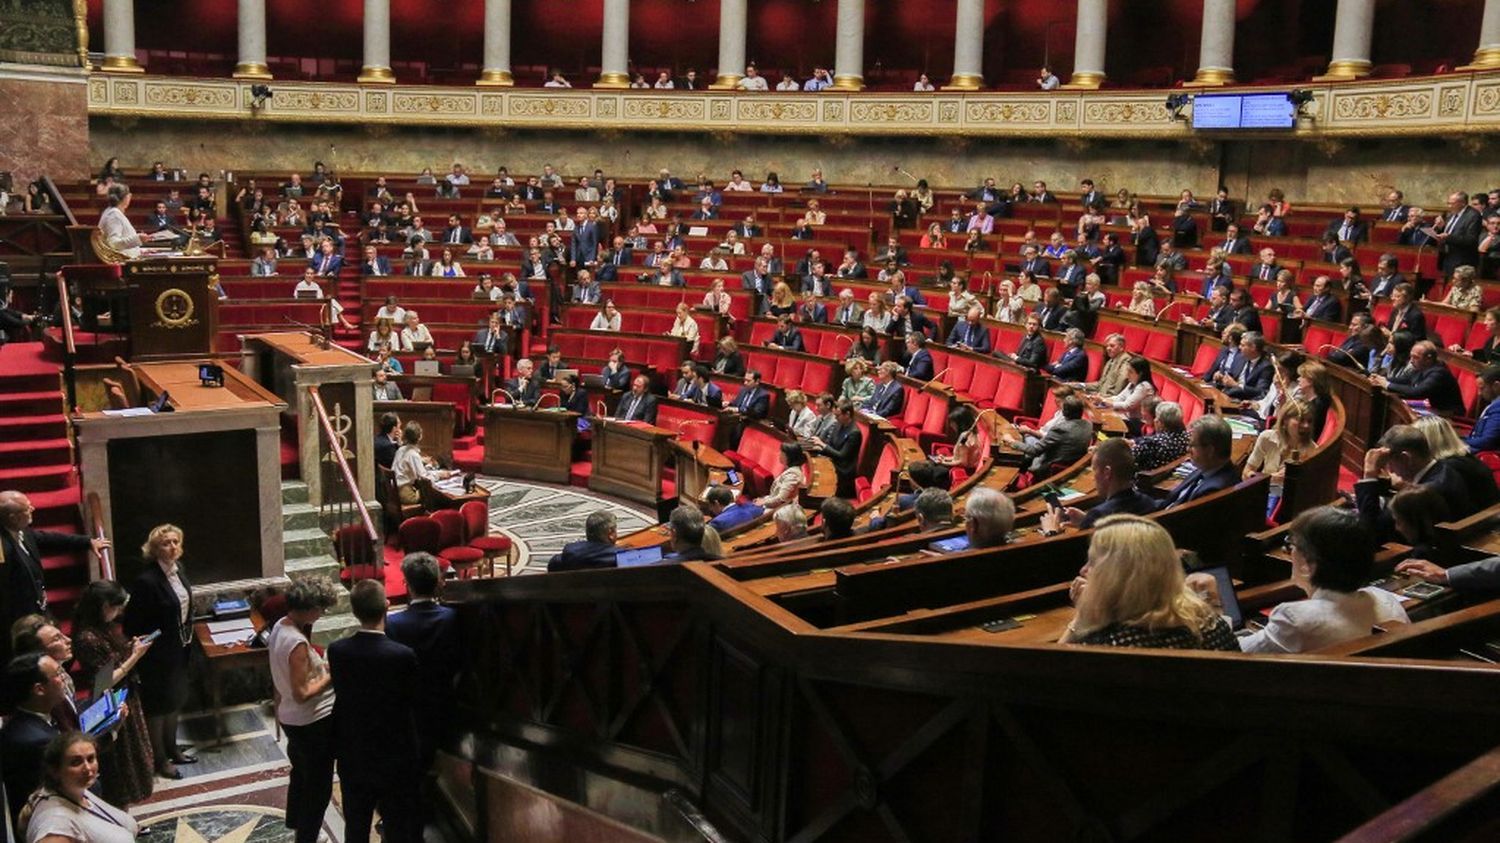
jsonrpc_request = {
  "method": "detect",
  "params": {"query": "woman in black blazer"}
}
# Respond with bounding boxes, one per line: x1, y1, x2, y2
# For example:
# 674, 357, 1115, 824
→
123, 524, 195, 779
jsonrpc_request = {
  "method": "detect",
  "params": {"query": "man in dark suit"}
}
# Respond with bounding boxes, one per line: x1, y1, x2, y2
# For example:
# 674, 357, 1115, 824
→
1208, 188, 1236, 232
1043, 330, 1089, 381
374, 413, 400, 471
614, 375, 658, 423
903, 334, 934, 380
1464, 366, 1500, 452
473, 313, 508, 356
732, 214, 762, 238
1298, 275, 1343, 323
1368, 256, 1406, 299
360, 245, 392, 276
596, 235, 632, 282
1006, 395, 1092, 477
768, 315, 805, 352
1171, 208, 1199, 248
559, 373, 590, 415
1334, 313, 1376, 371
329, 580, 421, 843
1, 652, 66, 823
1228, 288, 1263, 334
1356, 425, 1476, 539
862, 363, 905, 418
1218, 223, 1252, 255
812, 400, 863, 499
440, 214, 472, 246
888, 297, 936, 341
1203, 324, 1246, 383
1382, 190, 1410, 223
1034, 289, 1067, 332
1018, 246, 1051, 278
1250, 247, 1281, 283
1010, 313, 1049, 370
660, 505, 710, 563
502, 358, 541, 405
1043, 438, 1160, 534
728, 371, 770, 420
1079, 179, 1103, 210
386, 553, 461, 774
946, 306, 991, 353
1373, 340, 1465, 414
1162, 416, 1242, 509
740, 257, 774, 298
1220, 331, 1274, 400
1435, 191, 1483, 274
1327, 207, 1370, 244
570, 215, 601, 269
0, 491, 105, 659
548, 511, 622, 572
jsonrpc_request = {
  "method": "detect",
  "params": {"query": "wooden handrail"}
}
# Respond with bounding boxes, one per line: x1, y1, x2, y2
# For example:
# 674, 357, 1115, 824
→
40, 176, 75, 227
85, 492, 114, 582
306, 385, 378, 542
53, 271, 75, 357
1336, 743, 1500, 842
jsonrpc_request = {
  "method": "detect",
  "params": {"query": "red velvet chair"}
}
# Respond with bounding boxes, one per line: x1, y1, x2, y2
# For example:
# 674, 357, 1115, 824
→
461, 500, 514, 577
432, 509, 484, 578
333, 525, 383, 585
396, 515, 451, 573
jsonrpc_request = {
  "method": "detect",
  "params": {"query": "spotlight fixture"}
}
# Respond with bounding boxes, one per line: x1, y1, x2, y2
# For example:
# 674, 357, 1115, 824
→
1165, 93, 1191, 121
1289, 88, 1314, 119
250, 84, 274, 109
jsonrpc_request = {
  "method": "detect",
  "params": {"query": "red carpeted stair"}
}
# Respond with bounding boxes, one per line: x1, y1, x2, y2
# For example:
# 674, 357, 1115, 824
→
0, 342, 90, 618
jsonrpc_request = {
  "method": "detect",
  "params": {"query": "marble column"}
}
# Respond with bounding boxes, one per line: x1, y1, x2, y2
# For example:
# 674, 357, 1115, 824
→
1189, 0, 1236, 86
100, 0, 143, 73
1318, 0, 1376, 80
1465, 0, 1500, 69
477, 0, 513, 85
233, 0, 272, 80
711, 0, 748, 90
357, 0, 395, 84
596, 0, 630, 88
1065, 0, 1107, 89
832, 0, 865, 91
944, 0, 984, 90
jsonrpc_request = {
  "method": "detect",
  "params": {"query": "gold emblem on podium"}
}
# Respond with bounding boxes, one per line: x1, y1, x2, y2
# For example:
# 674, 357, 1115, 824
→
152, 288, 198, 329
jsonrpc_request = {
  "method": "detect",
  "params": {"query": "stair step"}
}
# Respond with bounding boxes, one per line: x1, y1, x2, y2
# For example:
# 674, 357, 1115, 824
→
0, 372, 59, 392
0, 413, 68, 439
41, 553, 86, 574
43, 583, 84, 611
0, 438, 70, 468
0, 463, 73, 492
0, 390, 63, 413
283, 527, 332, 559
281, 480, 310, 505
283, 502, 321, 531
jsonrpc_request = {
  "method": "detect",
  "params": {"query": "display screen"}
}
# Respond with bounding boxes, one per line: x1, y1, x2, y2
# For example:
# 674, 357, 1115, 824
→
1192, 93, 1297, 130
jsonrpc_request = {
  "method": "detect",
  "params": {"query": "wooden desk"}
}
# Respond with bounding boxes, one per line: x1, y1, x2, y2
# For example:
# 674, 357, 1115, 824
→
591, 419, 673, 510
194, 610, 268, 745
376, 400, 455, 463
247, 331, 370, 367
136, 361, 283, 411
482, 406, 579, 484
672, 440, 738, 502
425, 475, 492, 511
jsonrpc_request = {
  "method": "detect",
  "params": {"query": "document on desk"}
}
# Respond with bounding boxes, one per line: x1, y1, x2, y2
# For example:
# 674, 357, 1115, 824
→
207, 618, 255, 645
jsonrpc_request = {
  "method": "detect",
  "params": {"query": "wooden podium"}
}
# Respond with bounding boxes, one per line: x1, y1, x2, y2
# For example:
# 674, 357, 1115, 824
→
590, 419, 673, 509
121, 258, 221, 359
482, 406, 579, 484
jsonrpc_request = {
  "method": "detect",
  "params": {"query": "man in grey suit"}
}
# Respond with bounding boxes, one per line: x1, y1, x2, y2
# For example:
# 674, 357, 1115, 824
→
1003, 395, 1092, 478
1398, 556, 1500, 590
1434, 190, 1483, 275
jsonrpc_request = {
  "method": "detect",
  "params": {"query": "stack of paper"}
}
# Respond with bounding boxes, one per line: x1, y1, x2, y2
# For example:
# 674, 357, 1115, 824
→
206, 617, 255, 647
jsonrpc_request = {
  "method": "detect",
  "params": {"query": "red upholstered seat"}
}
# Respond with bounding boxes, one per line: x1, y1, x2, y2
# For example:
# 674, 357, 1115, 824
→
334, 525, 382, 584
461, 500, 513, 577
433, 509, 484, 577
899, 387, 930, 439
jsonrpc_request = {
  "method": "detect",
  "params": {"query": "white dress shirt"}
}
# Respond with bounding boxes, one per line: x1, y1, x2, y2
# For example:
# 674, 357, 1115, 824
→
1238, 587, 1409, 654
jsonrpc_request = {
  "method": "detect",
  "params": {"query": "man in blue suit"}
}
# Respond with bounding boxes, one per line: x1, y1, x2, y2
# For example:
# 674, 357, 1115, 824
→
1356, 425, 1475, 539
863, 362, 905, 418
569, 213, 601, 269
1373, 340, 1465, 415
903, 334, 934, 381
1161, 416, 1242, 509
385, 553, 460, 774
329, 580, 421, 843
596, 235, 632, 282
946, 306, 991, 353
1221, 332, 1274, 400
1043, 329, 1089, 382
549, 511, 622, 571
704, 485, 765, 533
1465, 367, 1500, 452
728, 371, 770, 420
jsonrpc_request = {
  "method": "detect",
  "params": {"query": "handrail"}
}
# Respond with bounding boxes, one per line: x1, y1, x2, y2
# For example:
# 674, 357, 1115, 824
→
40, 176, 75, 227
85, 492, 114, 582
53, 271, 75, 357
1336, 743, 1500, 842
307, 384, 378, 542
54, 271, 78, 414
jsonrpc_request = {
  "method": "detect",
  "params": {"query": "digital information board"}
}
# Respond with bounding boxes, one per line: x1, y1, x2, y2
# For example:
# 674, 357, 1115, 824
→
1192, 93, 1297, 130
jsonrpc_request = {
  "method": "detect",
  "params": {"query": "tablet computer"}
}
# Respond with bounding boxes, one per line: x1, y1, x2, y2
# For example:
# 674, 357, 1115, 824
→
615, 545, 664, 568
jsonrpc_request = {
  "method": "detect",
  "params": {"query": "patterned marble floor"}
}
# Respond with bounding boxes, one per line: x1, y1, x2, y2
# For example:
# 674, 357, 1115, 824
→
477, 476, 657, 574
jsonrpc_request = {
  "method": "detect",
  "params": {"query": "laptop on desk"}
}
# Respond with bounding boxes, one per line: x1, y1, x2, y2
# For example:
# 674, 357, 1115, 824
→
615, 545, 664, 568
412, 360, 441, 376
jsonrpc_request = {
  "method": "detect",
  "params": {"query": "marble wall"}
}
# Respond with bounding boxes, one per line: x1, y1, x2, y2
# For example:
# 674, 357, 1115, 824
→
0, 71, 89, 184
88, 117, 1491, 208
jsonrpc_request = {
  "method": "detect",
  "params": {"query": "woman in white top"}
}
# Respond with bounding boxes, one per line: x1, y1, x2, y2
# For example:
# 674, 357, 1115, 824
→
590, 301, 622, 332
400, 311, 433, 349
473, 275, 502, 301
96, 186, 143, 259
1110, 358, 1158, 423
755, 441, 807, 510
862, 293, 893, 333
699, 249, 729, 271
913, 74, 936, 92
670, 302, 701, 353
1239, 506, 1409, 653
1247, 399, 1313, 515
367, 317, 408, 353
430, 248, 464, 277
946, 278, 980, 317
466, 235, 494, 261
760, 173, 783, 193
1127, 281, 1157, 317
992, 280, 1026, 323
374, 296, 406, 324
720, 230, 747, 255
643, 196, 668, 221
267, 576, 341, 843
1015, 271, 1043, 303
393, 420, 451, 504
23, 733, 138, 843
784, 389, 818, 439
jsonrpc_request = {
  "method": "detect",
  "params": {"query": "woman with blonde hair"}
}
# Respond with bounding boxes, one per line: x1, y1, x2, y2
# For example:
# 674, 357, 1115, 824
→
1443, 265, 1484, 311
862, 292, 893, 333
993, 279, 1026, 323
1127, 281, 1156, 317
123, 524, 195, 778
1247, 399, 1314, 516
766, 282, 796, 317
840, 358, 875, 404
1062, 515, 1238, 649
669, 301, 701, 353
1414, 414, 1500, 507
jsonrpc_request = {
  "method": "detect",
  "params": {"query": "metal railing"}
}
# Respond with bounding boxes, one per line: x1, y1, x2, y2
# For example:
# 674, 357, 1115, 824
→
307, 385, 378, 548
86, 492, 114, 582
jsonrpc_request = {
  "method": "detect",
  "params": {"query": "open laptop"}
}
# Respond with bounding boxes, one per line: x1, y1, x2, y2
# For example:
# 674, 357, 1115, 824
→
615, 545, 664, 568
412, 359, 441, 376
552, 368, 581, 382
448, 363, 477, 378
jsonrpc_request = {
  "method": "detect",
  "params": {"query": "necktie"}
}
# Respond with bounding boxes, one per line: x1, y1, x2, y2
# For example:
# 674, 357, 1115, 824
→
1176, 474, 1202, 503
1340, 225, 1351, 241
1446, 212, 1461, 234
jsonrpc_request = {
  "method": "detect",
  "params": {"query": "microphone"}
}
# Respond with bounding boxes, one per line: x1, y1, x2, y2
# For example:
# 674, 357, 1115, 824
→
833, 333, 856, 356
924, 366, 950, 390
595, 399, 607, 418
532, 392, 559, 411
491, 388, 518, 405
283, 315, 330, 349
1317, 343, 1366, 369
1153, 300, 1185, 323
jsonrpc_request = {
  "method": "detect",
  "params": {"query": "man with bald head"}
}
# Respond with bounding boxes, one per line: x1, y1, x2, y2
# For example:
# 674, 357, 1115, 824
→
0, 491, 107, 660
614, 375, 658, 423
1372, 340, 1465, 414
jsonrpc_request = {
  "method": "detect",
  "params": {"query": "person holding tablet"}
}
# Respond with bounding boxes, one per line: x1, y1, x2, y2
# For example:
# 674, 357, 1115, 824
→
70, 581, 154, 805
